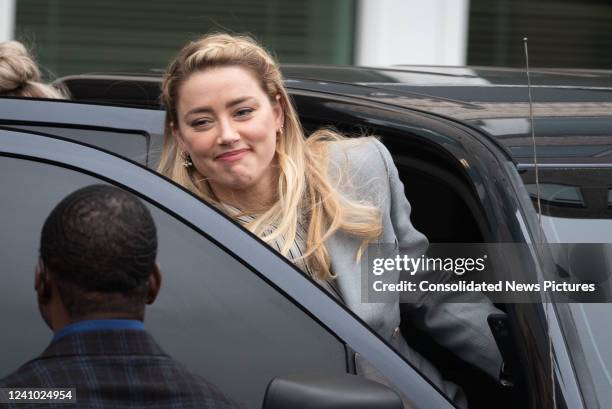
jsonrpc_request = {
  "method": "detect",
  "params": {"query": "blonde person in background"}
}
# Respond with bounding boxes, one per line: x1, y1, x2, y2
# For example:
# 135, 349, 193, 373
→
158, 33, 503, 408
0, 41, 67, 98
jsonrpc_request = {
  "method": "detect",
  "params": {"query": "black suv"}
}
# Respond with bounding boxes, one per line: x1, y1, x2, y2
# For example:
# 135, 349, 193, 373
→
1, 65, 611, 409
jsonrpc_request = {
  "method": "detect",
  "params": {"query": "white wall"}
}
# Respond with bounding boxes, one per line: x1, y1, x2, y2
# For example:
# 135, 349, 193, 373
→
0, 0, 16, 41
355, 0, 470, 66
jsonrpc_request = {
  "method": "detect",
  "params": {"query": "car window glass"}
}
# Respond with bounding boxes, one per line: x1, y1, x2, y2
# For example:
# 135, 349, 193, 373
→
520, 168, 612, 243
521, 168, 612, 405
524, 183, 584, 206
4, 125, 150, 166
0, 156, 346, 408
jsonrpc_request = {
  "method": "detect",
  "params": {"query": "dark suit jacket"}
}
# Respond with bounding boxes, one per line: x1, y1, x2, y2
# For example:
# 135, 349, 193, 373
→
0, 329, 243, 409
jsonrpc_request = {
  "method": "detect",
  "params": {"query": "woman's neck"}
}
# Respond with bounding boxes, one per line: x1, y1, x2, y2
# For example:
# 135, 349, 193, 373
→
210, 172, 279, 212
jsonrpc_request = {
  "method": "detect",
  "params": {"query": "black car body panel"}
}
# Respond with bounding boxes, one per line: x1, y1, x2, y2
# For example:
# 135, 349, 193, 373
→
58, 65, 612, 167
0, 127, 455, 409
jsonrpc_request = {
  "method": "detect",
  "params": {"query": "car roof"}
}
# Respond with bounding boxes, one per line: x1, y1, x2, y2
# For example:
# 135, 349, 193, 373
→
57, 65, 612, 166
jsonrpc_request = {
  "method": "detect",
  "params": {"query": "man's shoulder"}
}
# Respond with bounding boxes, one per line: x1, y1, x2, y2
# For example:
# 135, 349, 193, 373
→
0, 359, 50, 388
0, 351, 244, 409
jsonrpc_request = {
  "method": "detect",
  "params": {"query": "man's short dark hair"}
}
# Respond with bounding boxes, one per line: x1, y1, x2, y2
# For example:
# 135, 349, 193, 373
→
39, 184, 157, 318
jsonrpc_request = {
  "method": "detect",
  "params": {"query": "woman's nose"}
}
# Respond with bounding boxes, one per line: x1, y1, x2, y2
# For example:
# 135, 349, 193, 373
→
218, 119, 240, 145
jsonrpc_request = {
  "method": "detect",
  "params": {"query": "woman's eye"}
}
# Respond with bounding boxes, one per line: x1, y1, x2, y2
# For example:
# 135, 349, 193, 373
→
191, 118, 212, 128
235, 108, 254, 117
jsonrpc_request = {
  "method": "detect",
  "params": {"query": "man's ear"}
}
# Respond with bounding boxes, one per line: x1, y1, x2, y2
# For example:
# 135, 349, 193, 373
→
146, 263, 162, 305
35, 261, 52, 304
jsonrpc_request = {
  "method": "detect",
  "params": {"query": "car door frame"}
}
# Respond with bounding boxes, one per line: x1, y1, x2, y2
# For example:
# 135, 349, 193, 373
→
0, 97, 165, 167
0, 93, 576, 408
0, 127, 456, 409
1, 92, 584, 408
286, 88, 585, 409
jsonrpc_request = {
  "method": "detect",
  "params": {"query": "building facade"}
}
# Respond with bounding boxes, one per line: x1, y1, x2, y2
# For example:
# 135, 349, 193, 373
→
1, 0, 611, 78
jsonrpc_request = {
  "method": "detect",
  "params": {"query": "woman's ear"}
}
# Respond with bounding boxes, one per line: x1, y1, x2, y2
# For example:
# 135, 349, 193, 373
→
273, 94, 285, 130
171, 121, 188, 153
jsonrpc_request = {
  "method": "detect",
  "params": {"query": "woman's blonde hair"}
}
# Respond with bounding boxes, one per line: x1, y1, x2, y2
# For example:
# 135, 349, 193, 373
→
0, 41, 67, 99
159, 33, 382, 281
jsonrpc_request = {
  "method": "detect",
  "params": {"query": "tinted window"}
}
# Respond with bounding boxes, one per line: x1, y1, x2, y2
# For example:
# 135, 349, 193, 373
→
524, 183, 584, 207
5, 124, 151, 166
520, 168, 612, 242
521, 167, 612, 405
0, 156, 346, 408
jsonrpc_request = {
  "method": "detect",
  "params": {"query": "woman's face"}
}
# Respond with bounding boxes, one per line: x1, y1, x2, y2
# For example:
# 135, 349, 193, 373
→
173, 66, 283, 201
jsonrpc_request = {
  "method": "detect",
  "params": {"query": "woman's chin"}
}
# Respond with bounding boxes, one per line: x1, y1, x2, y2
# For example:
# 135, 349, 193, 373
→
218, 175, 256, 191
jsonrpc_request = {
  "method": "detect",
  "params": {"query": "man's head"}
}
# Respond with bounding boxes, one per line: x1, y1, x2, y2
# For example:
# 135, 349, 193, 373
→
36, 184, 160, 329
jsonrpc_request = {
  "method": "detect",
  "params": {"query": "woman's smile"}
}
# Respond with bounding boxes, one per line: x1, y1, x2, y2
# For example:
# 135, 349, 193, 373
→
215, 148, 250, 163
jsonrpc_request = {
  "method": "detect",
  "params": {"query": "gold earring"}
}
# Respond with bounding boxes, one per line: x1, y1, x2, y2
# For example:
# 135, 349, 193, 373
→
181, 151, 193, 168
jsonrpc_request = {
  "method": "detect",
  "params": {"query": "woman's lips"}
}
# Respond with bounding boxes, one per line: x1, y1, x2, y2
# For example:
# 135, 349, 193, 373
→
215, 149, 250, 162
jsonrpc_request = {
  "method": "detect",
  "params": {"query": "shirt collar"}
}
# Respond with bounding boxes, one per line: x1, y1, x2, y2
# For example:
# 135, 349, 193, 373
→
53, 319, 144, 342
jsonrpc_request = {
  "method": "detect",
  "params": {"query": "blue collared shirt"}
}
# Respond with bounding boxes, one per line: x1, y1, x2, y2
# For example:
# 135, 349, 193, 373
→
53, 319, 144, 342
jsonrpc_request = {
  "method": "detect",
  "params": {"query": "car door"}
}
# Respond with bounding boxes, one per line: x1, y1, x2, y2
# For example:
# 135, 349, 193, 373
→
0, 97, 165, 167
0, 127, 455, 409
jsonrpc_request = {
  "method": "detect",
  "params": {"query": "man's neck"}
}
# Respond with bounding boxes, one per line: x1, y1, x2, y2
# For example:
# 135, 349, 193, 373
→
53, 312, 143, 333
52, 318, 145, 342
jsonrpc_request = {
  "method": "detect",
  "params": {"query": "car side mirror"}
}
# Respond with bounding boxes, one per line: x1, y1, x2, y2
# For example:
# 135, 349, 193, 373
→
262, 373, 403, 409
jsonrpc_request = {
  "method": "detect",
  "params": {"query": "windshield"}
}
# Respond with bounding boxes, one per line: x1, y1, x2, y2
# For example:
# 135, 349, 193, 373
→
521, 167, 612, 406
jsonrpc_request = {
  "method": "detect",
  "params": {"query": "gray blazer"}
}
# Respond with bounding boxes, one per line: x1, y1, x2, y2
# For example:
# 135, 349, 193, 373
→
325, 139, 502, 405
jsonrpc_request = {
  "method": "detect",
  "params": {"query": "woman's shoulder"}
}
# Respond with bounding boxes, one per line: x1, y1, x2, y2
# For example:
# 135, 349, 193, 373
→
324, 137, 392, 203
327, 137, 391, 180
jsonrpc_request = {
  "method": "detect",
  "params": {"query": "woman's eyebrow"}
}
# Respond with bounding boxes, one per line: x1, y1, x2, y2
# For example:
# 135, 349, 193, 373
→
227, 96, 255, 108
184, 97, 257, 118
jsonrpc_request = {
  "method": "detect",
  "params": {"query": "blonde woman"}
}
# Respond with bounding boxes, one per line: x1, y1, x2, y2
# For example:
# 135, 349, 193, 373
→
0, 41, 67, 98
159, 33, 502, 407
